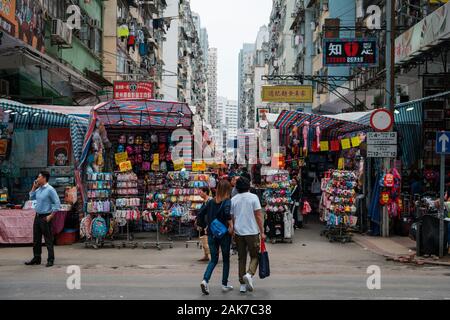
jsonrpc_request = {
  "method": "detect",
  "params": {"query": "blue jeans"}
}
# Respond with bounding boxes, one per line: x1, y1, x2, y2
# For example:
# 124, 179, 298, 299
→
203, 234, 231, 286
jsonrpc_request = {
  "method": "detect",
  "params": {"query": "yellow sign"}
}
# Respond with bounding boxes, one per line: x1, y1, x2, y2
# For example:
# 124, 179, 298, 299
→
261, 86, 313, 103
320, 141, 329, 152
115, 152, 128, 165
351, 136, 361, 148
338, 158, 345, 170
192, 161, 206, 172
119, 161, 133, 172
173, 158, 185, 171
341, 138, 351, 150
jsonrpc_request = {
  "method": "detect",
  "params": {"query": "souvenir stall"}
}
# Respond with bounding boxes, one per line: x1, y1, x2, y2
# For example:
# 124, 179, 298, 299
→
0, 99, 88, 244
78, 99, 203, 249
274, 111, 371, 236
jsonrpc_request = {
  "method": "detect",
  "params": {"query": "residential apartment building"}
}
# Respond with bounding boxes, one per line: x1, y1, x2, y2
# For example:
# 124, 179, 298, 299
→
0, 0, 108, 105
238, 43, 256, 128
250, 26, 270, 129
207, 48, 218, 127
266, 0, 304, 114
162, 0, 207, 116
200, 28, 209, 68
103, 0, 167, 100
216, 96, 238, 151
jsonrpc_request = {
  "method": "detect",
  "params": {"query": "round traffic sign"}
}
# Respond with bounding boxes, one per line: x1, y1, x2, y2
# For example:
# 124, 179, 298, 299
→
370, 109, 394, 132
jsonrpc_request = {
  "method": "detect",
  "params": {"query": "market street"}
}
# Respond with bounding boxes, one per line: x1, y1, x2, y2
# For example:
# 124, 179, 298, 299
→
1, 224, 449, 300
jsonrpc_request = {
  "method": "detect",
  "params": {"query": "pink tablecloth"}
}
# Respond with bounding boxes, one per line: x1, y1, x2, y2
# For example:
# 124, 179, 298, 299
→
0, 209, 36, 244
0, 210, 68, 244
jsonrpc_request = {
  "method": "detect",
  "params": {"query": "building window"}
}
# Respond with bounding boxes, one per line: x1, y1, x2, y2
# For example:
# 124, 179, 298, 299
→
41, 0, 65, 19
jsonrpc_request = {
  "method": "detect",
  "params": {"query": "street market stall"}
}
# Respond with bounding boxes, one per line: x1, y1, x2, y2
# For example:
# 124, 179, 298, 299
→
0, 99, 88, 244
274, 110, 372, 241
78, 99, 212, 249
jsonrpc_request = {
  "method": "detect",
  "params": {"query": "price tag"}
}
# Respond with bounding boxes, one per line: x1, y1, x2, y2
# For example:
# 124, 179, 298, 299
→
115, 152, 128, 165
351, 136, 361, 147
341, 138, 351, 150
192, 161, 206, 172
173, 158, 185, 171
119, 161, 133, 172
320, 141, 329, 151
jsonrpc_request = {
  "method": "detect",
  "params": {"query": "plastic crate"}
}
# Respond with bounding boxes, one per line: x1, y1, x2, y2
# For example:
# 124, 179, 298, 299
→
56, 229, 78, 245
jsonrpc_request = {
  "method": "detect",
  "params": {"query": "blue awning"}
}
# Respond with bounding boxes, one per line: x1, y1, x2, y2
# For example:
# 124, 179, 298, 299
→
0, 99, 89, 164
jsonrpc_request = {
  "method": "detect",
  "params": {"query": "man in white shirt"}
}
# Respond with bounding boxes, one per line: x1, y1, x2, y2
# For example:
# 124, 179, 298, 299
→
231, 177, 265, 293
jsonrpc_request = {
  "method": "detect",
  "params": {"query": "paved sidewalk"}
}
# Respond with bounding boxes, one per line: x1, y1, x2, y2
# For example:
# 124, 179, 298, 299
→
353, 234, 450, 266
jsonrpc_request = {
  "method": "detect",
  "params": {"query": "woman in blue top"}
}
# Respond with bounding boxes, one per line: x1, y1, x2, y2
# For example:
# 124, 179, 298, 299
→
197, 179, 234, 295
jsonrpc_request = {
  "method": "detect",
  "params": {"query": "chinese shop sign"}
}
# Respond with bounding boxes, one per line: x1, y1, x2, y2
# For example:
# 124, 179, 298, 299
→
323, 39, 378, 67
261, 86, 313, 103
113, 81, 154, 99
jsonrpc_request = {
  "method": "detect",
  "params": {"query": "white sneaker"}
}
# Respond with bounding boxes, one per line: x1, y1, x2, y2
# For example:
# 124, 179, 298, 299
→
243, 273, 254, 292
240, 284, 247, 293
222, 284, 234, 292
200, 280, 210, 295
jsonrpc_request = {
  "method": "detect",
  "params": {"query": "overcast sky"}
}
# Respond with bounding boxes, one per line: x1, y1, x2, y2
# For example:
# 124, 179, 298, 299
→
190, 0, 272, 101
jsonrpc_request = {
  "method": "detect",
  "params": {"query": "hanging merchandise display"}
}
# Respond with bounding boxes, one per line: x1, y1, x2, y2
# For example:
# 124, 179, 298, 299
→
262, 171, 293, 244
83, 172, 114, 246
320, 170, 358, 243
379, 168, 402, 218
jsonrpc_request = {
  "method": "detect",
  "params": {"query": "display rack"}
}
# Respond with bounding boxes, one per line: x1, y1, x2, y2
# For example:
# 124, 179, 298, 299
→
165, 171, 206, 240
262, 171, 293, 244
113, 171, 143, 248
84, 172, 114, 249
320, 170, 358, 243
141, 181, 173, 250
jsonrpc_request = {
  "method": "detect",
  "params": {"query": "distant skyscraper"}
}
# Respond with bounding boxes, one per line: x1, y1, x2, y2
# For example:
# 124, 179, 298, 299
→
208, 48, 218, 127
238, 43, 256, 128
200, 28, 209, 67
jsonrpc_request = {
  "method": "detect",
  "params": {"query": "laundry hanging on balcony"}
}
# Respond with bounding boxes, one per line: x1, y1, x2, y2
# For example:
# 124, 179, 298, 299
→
118, 24, 130, 39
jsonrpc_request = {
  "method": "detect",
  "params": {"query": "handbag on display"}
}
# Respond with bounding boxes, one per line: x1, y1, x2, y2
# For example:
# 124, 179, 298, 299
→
311, 178, 321, 194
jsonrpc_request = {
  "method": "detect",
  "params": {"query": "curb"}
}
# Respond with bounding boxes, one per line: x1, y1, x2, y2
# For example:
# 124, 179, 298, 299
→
352, 235, 450, 267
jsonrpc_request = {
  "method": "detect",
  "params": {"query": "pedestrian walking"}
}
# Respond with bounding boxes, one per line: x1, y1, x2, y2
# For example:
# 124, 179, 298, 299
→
25, 171, 61, 267
291, 178, 303, 229
197, 187, 212, 262
231, 175, 239, 198
231, 177, 265, 293
197, 180, 234, 295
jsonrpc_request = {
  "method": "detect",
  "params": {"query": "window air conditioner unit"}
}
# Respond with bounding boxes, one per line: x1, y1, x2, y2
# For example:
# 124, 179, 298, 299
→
51, 19, 73, 46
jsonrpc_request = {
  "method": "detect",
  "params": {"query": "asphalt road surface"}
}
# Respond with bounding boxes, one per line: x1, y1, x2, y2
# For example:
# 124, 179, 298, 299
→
1, 224, 449, 300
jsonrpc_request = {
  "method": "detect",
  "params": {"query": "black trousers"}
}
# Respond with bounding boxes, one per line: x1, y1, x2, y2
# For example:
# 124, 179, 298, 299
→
33, 214, 54, 262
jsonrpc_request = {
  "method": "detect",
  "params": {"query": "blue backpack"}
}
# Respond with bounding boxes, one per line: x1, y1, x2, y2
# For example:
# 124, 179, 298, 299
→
91, 216, 108, 239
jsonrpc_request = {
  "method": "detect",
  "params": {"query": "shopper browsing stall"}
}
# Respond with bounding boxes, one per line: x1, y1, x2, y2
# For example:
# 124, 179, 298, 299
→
197, 180, 234, 295
291, 178, 302, 229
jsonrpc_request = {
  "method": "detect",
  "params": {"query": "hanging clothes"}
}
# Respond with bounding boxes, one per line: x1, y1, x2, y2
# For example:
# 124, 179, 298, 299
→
118, 24, 129, 39
127, 35, 136, 53
139, 42, 149, 57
